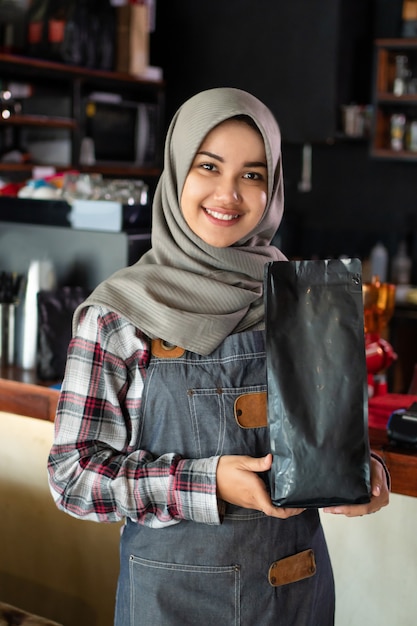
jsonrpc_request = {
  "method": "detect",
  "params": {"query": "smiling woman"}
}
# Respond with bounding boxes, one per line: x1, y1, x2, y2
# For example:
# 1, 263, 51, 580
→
47, 87, 389, 626
180, 117, 268, 248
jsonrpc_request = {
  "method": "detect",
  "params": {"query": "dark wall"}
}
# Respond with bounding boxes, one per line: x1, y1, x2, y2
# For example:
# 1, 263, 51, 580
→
150, 0, 416, 278
280, 141, 417, 282
151, 0, 373, 142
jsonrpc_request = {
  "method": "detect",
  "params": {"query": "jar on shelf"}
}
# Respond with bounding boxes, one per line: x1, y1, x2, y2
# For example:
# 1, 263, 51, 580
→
390, 113, 406, 150
406, 119, 417, 151
393, 54, 411, 96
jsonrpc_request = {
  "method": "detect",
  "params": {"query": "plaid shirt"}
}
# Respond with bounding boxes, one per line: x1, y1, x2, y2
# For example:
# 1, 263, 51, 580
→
47, 305, 222, 528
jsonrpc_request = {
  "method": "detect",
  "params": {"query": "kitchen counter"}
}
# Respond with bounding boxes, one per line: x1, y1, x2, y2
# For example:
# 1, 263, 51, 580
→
0, 370, 59, 422
1, 398, 411, 626
369, 426, 417, 498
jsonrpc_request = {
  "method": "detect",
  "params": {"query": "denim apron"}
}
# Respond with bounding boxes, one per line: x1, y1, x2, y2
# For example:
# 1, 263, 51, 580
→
115, 330, 335, 626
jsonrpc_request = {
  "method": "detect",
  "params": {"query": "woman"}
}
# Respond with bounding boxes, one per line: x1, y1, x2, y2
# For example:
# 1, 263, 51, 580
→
48, 87, 389, 625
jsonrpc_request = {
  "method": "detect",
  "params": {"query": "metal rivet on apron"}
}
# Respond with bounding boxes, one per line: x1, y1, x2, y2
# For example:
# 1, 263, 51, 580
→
216, 387, 223, 394
187, 389, 194, 396
161, 340, 177, 351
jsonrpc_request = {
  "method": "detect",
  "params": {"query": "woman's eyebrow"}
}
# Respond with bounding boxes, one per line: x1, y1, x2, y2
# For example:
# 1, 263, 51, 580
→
196, 150, 267, 168
245, 161, 267, 168
197, 150, 223, 161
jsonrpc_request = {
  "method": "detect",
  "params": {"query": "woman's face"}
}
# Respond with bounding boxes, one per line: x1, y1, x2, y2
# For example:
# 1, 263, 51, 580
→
180, 118, 268, 248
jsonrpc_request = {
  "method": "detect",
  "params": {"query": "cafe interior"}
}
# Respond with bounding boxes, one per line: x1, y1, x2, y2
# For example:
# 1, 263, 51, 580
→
0, 1, 416, 625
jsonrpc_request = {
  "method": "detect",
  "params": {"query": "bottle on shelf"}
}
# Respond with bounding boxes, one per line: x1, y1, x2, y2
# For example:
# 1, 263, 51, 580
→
46, 0, 76, 63
92, 0, 116, 71
49, 0, 115, 69
370, 241, 388, 283
406, 118, 417, 152
390, 113, 406, 151
393, 54, 411, 96
391, 240, 412, 285
26, 0, 50, 59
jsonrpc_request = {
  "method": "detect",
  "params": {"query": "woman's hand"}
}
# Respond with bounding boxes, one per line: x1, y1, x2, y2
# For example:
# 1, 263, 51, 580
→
216, 453, 305, 519
322, 455, 390, 517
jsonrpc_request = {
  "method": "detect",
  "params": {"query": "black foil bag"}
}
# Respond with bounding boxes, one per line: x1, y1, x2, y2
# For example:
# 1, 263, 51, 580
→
265, 259, 371, 508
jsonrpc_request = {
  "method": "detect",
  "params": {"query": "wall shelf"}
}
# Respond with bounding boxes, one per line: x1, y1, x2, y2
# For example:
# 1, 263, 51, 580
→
0, 114, 76, 129
371, 38, 417, 160
0, 53, 165, 178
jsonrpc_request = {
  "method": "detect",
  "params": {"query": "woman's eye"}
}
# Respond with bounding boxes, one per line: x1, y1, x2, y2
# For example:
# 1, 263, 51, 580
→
244, 171, 264, 181
200, 162, 216, 171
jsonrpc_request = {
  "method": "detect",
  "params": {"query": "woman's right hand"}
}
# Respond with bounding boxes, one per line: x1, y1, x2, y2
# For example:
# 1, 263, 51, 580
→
216, 453, 305, 519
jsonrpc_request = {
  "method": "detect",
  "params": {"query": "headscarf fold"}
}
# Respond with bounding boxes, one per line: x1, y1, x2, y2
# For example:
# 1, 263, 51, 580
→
73, 87, 286, 355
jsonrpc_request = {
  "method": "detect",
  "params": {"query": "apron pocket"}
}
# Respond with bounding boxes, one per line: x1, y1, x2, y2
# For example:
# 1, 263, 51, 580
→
129, 555, 241, 625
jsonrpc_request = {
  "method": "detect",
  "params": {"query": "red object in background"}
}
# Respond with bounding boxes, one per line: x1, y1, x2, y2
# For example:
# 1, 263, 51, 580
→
363, 278, 397, 399
0, 182, 24, 196
365, 334, 397, 374
368, 393, 417, 429
365, 331, 398, 399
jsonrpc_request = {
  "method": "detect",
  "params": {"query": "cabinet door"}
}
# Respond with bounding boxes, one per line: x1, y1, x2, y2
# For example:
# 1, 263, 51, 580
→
152, 0, 372, 143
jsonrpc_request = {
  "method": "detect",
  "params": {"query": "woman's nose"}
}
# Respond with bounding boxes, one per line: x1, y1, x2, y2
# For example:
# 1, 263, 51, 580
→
214, 177, 240, 203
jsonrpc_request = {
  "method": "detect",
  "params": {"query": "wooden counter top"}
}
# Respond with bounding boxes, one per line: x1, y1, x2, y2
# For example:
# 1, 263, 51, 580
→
0, 375, 59, 422
369, 426, 417, 498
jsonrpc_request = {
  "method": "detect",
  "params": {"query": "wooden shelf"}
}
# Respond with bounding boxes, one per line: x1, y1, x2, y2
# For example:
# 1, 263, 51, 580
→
0, 114, 76, 129
0, 52, 164, 89
371, 38, 417, 160
375, 92, 417, 103
371, 147, 417, 160
374, 38, 417, 50
0, 162, 162, 177
0, 53, 165, 179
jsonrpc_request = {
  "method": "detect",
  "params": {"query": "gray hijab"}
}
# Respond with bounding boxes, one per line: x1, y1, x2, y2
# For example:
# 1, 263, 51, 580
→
74, 87, 286, 355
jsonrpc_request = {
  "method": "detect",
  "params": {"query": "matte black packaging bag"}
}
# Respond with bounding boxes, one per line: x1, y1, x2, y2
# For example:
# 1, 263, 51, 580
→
265, 259, 371, 508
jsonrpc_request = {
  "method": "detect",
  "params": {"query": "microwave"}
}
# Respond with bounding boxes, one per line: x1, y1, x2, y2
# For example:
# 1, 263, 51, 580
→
83, 94, 159, 167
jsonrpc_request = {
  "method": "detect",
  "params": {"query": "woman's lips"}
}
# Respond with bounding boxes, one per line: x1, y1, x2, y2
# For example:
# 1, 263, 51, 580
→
204, 207, 240, 221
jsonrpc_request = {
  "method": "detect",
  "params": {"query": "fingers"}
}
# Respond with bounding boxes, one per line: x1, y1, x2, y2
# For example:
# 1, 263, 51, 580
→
322, 456, 390, 517
236, 453, 273, 472
322, 491, 389, 516
370, 456, 385, 497
216, 454, 306, 519
371, 483, 381, 497
252, 452, 273, 472
323, 488, 389, 517
264, 504, 307, 519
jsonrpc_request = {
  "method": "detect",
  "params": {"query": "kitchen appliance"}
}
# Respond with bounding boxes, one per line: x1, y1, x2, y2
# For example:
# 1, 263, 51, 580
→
83, 93, 159, 167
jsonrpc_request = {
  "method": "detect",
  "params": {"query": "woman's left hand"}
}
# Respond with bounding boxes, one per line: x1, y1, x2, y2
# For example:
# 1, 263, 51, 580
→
322, 455, 390, 517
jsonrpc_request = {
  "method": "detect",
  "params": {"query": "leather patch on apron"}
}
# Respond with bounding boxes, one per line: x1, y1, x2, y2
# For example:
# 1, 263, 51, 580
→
234, 391, 267, 428
268, 549, 316, 587
151, 339, 185, 359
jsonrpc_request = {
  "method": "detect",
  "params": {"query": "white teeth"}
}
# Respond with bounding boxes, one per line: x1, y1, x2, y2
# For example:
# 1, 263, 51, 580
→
205, 208, 239, 221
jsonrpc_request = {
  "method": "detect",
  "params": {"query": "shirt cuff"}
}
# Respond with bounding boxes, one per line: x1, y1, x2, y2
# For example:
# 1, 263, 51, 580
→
173, 456, 223, 525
